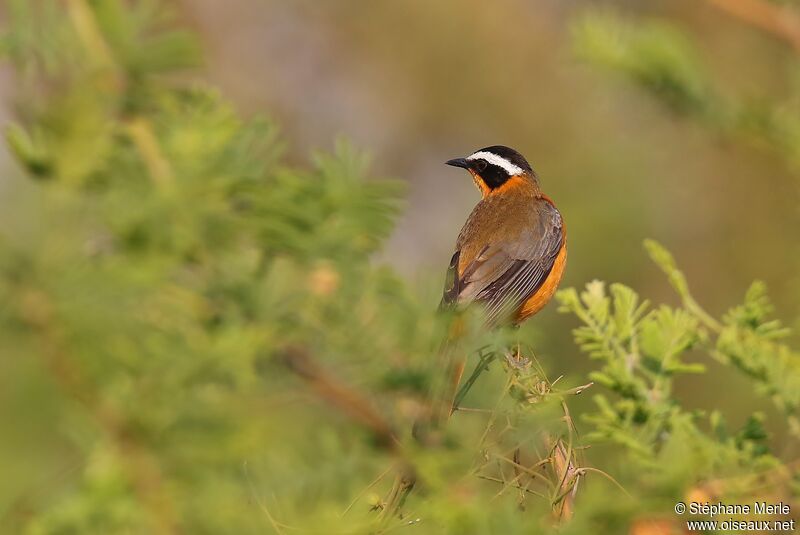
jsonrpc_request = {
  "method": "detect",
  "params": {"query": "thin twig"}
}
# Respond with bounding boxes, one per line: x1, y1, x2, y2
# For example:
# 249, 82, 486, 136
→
125, 118, 176, 193
243, 461, 288, 535
454, 406, 496, 414
278, 346, 416, 522
280, 346, 401, 451
378, 465, 417, 523
495, 455, 555, 488
341, 463, 395, 517
477, 475, 548, 500
453, 350, 497, 410
65, 0, 117, 68
577, 467, 632, 499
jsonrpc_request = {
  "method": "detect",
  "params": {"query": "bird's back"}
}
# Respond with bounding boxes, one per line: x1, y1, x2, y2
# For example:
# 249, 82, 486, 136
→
444, 178, 565, 325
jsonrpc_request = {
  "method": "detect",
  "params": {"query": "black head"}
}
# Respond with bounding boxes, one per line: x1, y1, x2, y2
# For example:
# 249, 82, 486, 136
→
445, 145, 535, 191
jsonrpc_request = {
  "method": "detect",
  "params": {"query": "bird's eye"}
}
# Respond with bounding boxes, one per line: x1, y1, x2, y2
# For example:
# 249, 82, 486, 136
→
475, 160, 488, 172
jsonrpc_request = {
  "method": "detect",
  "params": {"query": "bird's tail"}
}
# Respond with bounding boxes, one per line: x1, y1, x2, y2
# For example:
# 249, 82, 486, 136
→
414, 316, 469, 442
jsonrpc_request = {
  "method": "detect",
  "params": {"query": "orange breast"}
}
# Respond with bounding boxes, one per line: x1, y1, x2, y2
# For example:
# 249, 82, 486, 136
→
515, 236, 567, 323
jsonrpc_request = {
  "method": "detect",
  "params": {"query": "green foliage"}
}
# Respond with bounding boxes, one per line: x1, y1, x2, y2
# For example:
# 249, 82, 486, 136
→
565, 5, 800, 527
0, 2, 430, 533
572, 11, 712, 115
645, 240, 800, 435
559, 239, 800, 454
572, 8, 800, 170
556, 241, 799, 531
558, 280, 704, 457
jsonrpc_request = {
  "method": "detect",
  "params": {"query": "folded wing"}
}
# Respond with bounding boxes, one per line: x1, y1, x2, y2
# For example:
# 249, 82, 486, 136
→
441, 201, 564, 326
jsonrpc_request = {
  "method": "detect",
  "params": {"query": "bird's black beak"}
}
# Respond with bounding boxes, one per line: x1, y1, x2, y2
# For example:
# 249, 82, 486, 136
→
445, 157, 470, 169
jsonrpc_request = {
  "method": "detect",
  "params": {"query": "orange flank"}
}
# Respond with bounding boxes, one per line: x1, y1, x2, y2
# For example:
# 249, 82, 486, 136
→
516, 229, 567, 322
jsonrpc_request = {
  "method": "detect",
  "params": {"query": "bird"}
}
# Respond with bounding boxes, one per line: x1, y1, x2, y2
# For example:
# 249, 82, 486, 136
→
420, 145, 567, 427
441, 145, 567, 328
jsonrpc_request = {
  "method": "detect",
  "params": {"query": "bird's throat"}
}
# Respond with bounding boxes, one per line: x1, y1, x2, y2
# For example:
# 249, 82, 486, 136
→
473, 174, 539, 199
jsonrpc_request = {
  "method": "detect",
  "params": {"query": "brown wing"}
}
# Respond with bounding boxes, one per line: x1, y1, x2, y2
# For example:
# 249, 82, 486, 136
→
441, 201, 564, 326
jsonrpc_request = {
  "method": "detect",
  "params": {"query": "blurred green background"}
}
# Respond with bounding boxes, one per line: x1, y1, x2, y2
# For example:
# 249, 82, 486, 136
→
183, 0, 800, 319
181, 0, 800, 420
1, 0, 800, 533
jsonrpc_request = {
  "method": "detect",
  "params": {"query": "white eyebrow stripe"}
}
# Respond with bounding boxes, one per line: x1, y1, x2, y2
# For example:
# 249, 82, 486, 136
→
466, 151, 524, 175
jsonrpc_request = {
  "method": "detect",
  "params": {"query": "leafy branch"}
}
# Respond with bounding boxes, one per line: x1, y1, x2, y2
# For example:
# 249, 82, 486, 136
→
557, 240, 797, 470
